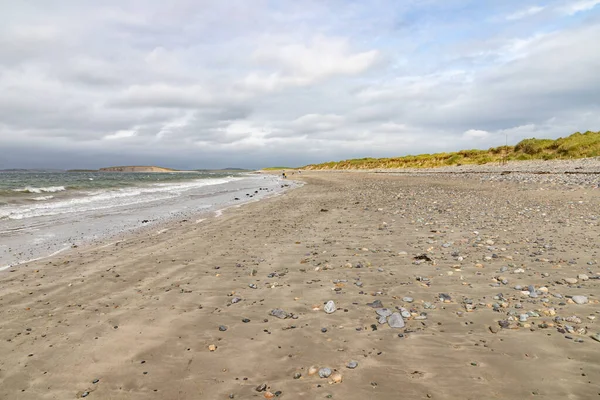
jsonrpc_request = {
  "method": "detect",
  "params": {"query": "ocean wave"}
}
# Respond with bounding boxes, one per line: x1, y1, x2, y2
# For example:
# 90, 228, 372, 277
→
32, 195, 55, 201
0, 177, 242, 220
13, 186, 66, 194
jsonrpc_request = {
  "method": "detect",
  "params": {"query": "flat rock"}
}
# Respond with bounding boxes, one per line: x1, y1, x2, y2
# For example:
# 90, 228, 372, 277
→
270, 308, 290, 319
388, 312, 405, 328
367, 300, 383, 308
572, 295, 589, 305
375, 308, 393, 317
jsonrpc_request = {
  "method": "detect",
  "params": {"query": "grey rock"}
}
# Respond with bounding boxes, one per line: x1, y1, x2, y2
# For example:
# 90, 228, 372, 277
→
346, 361, 358, 369
324, 300, 337, 314
591, 333, 600, 343
519, 314, 528, 322
231, 297, 242, 304
388, 312, 405, 328
572, 295, 589, 305
376, 308, 393, 317
378, 316, 387, 324
219, 325, 228, 331
403, 297, 414, 303
318, 368, 332, 378
367, 300, 383, 308
270, 309, 289, 319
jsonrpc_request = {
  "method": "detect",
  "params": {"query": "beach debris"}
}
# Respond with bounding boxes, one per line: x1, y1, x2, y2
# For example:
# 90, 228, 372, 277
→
324, 300, 337, 314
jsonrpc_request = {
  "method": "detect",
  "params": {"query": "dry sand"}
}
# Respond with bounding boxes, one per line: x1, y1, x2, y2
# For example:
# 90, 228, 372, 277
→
1, 172, 599, 399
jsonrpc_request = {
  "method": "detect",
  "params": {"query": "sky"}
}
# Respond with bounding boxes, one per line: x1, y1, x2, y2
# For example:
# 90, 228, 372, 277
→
0, 0, 599, 170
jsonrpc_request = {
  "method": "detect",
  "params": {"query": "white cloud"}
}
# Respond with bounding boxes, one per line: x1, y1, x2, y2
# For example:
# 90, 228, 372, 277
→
506, 6, 545, 20
104, 130, 137, 140
241, 36, 380, 92
463, 129, 490, 139
560, 0, 600, 15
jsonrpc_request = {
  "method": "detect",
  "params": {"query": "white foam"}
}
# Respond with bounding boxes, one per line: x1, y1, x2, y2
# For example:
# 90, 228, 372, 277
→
1, 177, 243, 220
13, 186, 66, 194
32, 195, 55, 201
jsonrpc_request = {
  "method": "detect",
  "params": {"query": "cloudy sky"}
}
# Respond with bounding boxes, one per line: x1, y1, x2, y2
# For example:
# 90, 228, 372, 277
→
1, 0, 599, 169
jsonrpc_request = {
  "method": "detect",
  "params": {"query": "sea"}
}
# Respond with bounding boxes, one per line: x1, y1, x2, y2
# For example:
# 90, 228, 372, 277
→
0, 170, 290, 270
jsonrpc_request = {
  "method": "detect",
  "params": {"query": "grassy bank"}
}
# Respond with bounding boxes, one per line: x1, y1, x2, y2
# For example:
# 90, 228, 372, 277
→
302, 131, 600, 170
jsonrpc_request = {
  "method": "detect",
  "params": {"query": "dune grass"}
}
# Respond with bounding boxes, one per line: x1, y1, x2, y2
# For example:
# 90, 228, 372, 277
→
302, 131, 600, 170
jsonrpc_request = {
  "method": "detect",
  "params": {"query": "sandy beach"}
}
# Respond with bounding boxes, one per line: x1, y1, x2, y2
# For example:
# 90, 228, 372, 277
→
1, 171, 599, 399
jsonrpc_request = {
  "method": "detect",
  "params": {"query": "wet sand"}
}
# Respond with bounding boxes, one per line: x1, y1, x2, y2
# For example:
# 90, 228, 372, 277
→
0, 172, 599, 399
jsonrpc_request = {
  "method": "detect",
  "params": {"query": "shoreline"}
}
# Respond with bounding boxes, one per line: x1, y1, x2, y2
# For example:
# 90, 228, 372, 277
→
0, 175, 296, 271
0, 172, 598, 399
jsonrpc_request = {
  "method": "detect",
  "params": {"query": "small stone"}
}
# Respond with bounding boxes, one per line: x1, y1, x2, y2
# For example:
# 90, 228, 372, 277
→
92, 379, 99, 384
330, 372, 343, 383
264, 391, 275, 399
270, 309, 289, 319
321, 327, 328, 333
564, 278, 578, 284
318, 368, 332, 378
388, 313, 405, 328
293, 372, 302, 379
403, 297, 414, 303
324, 301, 337, 314
208, 344, 217, 351
578, 274, 589, 281
219, 325, 228, 331
367, 300, 383, 308
346, 361, 358, 369
572, 295, 589, 305
242, 318, 251, 323
308, 366, 319, 376
439, 293, 452, 302
256, 383, 267, 392
591, 333, 600, 342
519, 314, 528, 322
231, 297, 242, 304
375, 308, 393, 317
82, 392, 89, 398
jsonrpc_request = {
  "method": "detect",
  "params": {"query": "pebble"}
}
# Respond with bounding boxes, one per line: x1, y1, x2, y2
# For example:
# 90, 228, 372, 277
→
293, 372, 302, 379
219, 325, 228, 331
403, 297, 414, 303
375, 308, 392, 317
388, 312, 405, 328
81, 392, 89, 398
592, 333, 600, 343
367, 300, 383, 308
231, 297, 242, 304
346, 361, 358, 369
572, 295, 589, 305
256, 383, 267, 392
270, 309, 290, 319
321, 327, 328, 333
564, 278, 578, 284
318, 368, 332, 378
324, 300, 337, 314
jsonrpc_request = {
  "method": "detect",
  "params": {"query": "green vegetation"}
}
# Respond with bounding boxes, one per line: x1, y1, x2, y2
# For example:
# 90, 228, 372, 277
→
302, 131, 600, 170
262, 166, 297, 170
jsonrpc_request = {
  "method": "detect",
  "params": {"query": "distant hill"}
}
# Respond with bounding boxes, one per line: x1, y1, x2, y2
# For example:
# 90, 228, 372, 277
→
303, 130, 600, 170
99, 166, 177, 172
